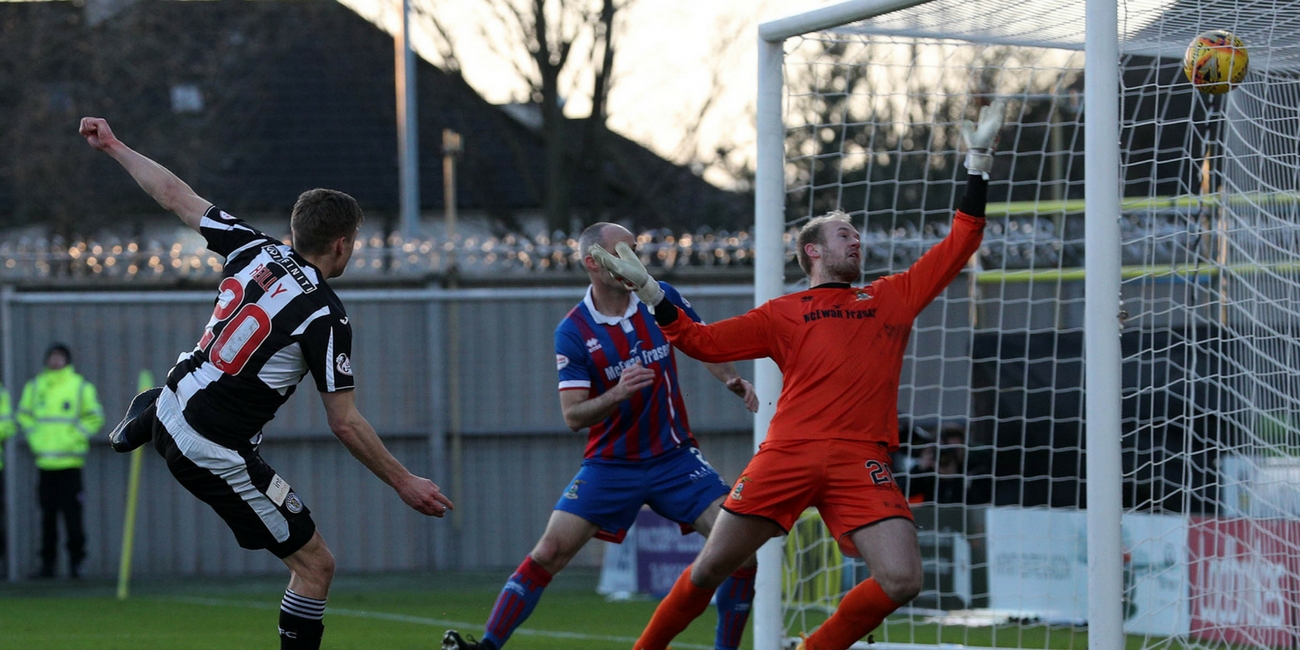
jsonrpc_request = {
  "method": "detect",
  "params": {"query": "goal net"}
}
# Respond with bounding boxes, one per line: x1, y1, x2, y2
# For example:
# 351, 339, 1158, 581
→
757, 1, 1300, 649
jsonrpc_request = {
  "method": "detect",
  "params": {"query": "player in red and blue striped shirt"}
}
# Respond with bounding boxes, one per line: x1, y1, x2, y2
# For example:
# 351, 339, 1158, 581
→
442, 222, 759, 650
558, 272, 700, 461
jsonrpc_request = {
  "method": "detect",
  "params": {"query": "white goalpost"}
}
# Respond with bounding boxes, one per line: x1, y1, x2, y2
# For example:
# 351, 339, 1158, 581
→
754, 1, 1300, 650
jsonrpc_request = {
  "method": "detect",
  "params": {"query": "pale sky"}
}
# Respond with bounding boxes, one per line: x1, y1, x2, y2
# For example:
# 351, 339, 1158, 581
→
338, 0, 840, 187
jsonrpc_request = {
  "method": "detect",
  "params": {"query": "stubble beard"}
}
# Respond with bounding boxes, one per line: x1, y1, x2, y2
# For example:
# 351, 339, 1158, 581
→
828, 256, 861, 284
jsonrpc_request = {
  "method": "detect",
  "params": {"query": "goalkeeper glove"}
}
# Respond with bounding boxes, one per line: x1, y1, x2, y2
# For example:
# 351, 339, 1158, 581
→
589, 241, 665, 307
961, 98, 1008, 179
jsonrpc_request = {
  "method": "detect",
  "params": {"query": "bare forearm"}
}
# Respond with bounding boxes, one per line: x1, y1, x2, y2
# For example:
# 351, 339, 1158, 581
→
562, 389, 624, 431
333, 417, 411, 487
104, 140, 209, 230
705, 361, 741, 384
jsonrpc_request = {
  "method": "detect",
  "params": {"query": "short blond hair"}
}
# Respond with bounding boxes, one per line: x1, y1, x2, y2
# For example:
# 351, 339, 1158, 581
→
796, 210, 852, 275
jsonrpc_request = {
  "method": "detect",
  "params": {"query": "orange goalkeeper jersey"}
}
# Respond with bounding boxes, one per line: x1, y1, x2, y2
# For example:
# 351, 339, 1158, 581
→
660, 211, 985, 449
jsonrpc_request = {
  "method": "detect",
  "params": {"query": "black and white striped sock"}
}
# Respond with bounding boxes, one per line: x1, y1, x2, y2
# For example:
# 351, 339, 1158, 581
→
278, 589, 326, 650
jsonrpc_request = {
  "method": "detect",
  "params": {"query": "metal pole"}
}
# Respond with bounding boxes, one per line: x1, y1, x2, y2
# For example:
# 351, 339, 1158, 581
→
1084, 0, 1125, 646
442, 129, 463, 545
443, 129, 462, 276
396, 0, 420, 240
758, 0, 933, 42
426, 298, 451, 569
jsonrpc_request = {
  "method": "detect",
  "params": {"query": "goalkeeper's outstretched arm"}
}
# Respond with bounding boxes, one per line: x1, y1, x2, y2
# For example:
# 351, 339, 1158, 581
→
889, 97, 1008, 313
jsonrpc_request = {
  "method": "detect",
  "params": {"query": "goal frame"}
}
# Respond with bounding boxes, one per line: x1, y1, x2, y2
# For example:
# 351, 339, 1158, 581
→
751, 2, 1125, 649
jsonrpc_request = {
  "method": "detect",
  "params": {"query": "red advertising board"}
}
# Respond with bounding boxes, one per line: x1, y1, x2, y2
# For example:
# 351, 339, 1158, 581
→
1189, 517, 1300, 647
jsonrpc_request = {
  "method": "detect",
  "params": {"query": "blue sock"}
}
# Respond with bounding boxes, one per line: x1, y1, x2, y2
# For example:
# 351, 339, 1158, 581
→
483, 556, 553, 649
714, 565, 757, 650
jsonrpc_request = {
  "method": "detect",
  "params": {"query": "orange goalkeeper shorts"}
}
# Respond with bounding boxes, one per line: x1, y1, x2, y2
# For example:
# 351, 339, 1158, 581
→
722, 438, 913, 557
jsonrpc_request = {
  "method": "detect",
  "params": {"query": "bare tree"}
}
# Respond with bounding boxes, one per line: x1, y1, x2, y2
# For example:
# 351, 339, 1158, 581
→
668, 13, 750, 185
410, 4, 462, 75
579, 0, 617, 226
780, 38, 1084, 229
0, 4, 100, 237
438, 0, 632, 232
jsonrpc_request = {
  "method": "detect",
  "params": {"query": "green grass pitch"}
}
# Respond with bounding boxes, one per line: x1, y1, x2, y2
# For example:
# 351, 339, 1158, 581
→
0, 569, 1221, 649
0, 569, 699, 650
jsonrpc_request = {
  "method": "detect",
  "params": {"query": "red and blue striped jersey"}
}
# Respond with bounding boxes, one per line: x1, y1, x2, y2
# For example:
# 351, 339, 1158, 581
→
555, 282, 704, 462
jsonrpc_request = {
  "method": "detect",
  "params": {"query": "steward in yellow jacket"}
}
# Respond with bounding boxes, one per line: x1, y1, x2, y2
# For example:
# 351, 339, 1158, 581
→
17, 344, 103, 578
0, 382, 13, 558
0, 383, 14, 471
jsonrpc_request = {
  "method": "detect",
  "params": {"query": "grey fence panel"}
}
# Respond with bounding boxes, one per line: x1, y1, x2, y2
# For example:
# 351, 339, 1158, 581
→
16, 436, 437, 580
267, 436, 436, 573
3, 292, 437, 437
266, 298, 434, 436
5, 445, 37, 578
452, 294, 578, 435
7, 297, 216, 439
347, 300, 436, 434
453, 429, 761, 571
1, 283, 998, 577
456, 433, 589, 569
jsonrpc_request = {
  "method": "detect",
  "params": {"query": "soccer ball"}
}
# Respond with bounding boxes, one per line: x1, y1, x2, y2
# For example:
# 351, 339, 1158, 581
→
1183, 30, 1249, 95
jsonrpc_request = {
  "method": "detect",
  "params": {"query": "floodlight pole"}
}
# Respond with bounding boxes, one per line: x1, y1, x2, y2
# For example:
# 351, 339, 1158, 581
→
442, 128, 464, 552
396, 0, 420, 240
443, 129, 462, 275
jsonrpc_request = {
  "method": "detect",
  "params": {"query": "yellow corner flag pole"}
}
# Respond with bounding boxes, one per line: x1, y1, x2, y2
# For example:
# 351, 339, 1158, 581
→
117, 370, 154, 601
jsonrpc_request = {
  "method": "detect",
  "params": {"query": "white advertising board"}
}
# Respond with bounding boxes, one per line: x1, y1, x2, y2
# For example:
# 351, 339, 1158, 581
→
986, 507, 1188, 635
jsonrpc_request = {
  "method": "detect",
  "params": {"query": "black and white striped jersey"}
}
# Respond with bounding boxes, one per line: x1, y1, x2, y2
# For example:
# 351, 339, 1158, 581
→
162, 206, 354, 450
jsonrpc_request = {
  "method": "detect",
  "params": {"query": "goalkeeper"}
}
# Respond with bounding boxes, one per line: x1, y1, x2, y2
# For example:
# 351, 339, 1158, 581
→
596, 100, 1007, 650
442, 222, 759, 650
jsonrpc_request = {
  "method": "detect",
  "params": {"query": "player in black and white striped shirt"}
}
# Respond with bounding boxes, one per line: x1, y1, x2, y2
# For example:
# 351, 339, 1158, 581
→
166, 204, 358, 450
81, 117, 453, 650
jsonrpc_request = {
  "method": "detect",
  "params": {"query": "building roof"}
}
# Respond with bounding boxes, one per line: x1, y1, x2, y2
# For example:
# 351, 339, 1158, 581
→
0, 0, 747, 233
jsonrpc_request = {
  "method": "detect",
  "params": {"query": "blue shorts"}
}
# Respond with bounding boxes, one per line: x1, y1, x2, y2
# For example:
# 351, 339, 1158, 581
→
555, 445, 731, 543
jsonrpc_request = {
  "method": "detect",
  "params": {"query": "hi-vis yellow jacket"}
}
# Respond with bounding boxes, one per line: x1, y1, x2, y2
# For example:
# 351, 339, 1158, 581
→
17, 366, 105, 471
0, 383, 14, 471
